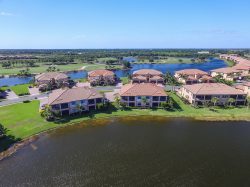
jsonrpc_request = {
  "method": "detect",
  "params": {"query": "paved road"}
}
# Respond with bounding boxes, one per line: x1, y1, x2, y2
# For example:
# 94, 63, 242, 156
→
0, 93, 49, 107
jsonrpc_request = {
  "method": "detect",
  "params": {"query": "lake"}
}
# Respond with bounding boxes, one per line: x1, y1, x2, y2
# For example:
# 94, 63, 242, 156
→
1, 117, 250, 186
0, 59, 227, 87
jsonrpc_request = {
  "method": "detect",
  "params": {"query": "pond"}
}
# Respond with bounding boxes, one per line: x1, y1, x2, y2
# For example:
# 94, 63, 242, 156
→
0, 58, 227, 87
0, 117, 250, 186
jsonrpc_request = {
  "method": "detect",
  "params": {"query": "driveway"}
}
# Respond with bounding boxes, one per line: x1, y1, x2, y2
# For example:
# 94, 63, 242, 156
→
6, 90, 19, 100
29, 87, 40, 95
0, 93, 48, 107
76, 82, 91, 88
39, 97, 48, 109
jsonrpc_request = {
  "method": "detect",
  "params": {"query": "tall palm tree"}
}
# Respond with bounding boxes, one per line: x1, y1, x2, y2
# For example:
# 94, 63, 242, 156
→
141, 96, 147, 106
227, 98, 236, 107
211, 97, 219, 106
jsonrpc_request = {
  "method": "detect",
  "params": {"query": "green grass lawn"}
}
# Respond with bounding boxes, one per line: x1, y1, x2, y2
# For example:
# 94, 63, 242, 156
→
0, 63, 85, 75
0, 84, 31, 96
224, 60, 236, 67
10, 84, 31, 96
0, 63, 123, 75
120, 77, 130, 84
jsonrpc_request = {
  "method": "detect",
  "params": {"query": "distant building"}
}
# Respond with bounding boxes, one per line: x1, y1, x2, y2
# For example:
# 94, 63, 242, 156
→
35, 72, 69, 90
119, 83, 168, 107
198, 51, 210, 54
218, 54, 250, 81
88, 69, 116, 86
235, 82, 250, 96
210, 67, 243, 81
178, 83, 246, 106
48, 87, 104, 116
174, 69, 213, 84
132, 69, 164, 84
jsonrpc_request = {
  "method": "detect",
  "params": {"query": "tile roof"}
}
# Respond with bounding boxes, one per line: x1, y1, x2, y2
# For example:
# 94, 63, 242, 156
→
200, 75, 213, 80
211, 67, 241, 74
243, 82, 250, 87
48, 87, 103, 105
175, 69, 208, 75
149, 75, 164, 80
35, 72, 68, 81
133, 69, 163, 76
133, 75, 147, 80
183, 83, 245, 95
88, 69, 114, 77
120, 83, 167, 96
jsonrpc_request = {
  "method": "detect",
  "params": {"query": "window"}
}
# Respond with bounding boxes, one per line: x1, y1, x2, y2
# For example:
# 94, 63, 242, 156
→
96, 98, 102, 103
71, 101, 76, 105
122, 96, 128, 101
196, 95, 204, 100
146, 96, 150, 99
129, 96, 135, 101
88, 99, 95, 104
205, 95, 211, 100
160, 96, 166, 101
153, 96, 159, 101
152, 103, 159, 107
137, 96, 141, 99
137, 103, 141, 106
52, 104, 60, 110
61, 103, 69, 109
238, 95, 245, 100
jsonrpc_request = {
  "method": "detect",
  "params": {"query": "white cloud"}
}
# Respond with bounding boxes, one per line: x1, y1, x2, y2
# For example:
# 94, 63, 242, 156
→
0, 11, 14, 16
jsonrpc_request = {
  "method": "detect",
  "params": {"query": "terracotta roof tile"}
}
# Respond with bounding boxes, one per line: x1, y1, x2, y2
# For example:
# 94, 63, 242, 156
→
133, 69, 163, 76
120, 83, 167, 96
48, 87, 103, 105
88, 69, 114, 77
183, 83, 245, 95
175, 69, 208, 75
35, 72, 68, 81
211, 67, 241, 74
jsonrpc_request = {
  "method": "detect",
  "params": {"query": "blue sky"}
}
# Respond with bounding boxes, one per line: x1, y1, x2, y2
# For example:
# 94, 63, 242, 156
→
0, 0, 250, 49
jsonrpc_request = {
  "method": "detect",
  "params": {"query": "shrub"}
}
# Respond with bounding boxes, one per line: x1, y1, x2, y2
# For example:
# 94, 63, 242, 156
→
23, 100, 31, 103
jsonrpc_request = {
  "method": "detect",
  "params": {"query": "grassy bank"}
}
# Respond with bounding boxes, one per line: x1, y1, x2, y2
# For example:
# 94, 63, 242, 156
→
224, 60, 236, 67
0, 63, 120, 75
1, 84, 31, 96
0, 92, 249, 147
135, 57, 199, 64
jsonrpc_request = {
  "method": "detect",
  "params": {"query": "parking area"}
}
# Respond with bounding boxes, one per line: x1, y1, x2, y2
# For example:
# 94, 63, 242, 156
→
6, 90, 19, 100
28, 87, 40, 95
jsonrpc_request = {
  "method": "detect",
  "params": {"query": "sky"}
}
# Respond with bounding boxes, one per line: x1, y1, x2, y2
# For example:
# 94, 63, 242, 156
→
0, 0, 250, 49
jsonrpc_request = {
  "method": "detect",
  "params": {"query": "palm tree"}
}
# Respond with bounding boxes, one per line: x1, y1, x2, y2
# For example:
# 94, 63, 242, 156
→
114, 96, 121, 107
76, 103, 83, 114
41, 105, 54, 121
227, 98, 236, 107
141, 96, 147, 106
211, 97, 219, 106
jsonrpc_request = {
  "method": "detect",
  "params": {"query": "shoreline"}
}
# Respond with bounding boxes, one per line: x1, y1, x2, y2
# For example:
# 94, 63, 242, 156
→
1, 114, 250, 161
0, 58, 221, 77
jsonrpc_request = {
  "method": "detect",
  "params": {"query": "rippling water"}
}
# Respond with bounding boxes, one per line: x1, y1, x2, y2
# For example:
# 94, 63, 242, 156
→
1, 117, 250, 186
0, 59, 226, 87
